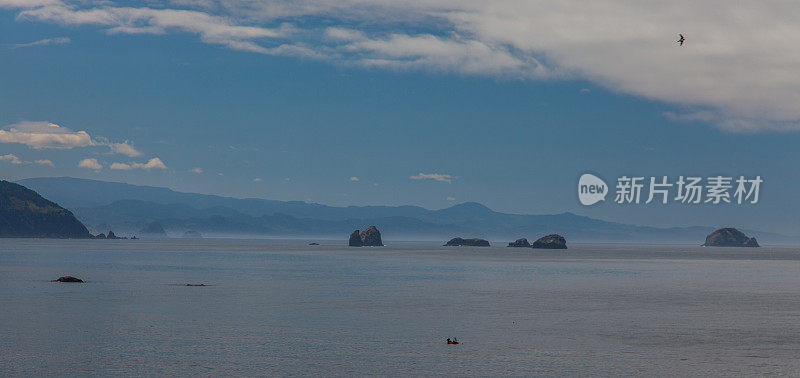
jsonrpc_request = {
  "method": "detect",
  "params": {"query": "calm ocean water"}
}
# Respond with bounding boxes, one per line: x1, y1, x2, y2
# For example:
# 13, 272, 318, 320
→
1, 239, 798, 376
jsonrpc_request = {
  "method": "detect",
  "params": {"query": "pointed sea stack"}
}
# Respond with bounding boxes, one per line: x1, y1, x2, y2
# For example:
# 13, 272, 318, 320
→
702, 228, 759, 247
531, 234, 567, 249
138, 222, 167, 239
349, 230, 364, 246
508, 238, 531, 247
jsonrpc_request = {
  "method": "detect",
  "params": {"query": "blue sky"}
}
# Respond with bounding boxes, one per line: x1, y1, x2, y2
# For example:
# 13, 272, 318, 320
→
2, 1, 800, 234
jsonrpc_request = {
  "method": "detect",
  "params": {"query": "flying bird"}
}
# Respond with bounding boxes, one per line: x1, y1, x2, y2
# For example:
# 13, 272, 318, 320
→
677, 34, 685, 46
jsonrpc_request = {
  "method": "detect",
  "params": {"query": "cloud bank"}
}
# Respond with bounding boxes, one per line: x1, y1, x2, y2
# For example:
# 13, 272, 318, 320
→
5, 1, 800, 131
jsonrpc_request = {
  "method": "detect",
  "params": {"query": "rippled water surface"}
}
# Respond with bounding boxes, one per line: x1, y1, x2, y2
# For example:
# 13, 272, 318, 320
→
1, 240, 799, 376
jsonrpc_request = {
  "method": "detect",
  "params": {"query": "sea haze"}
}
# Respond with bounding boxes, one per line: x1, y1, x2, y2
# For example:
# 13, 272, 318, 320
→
1, 240, 798, 376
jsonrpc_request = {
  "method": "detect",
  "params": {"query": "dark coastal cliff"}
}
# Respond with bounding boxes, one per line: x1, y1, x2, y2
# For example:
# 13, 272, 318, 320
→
0, 180, 91, 238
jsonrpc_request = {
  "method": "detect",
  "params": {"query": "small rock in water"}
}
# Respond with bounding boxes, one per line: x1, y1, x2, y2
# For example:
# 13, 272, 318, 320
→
308, 242, 320, 245
54, 276, 84, 283
508, 238, 531, 247
185, 284, 206, 286
444, 237, 490, 247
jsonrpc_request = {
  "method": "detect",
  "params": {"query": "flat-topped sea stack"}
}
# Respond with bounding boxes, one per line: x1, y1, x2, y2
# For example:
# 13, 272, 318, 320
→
53, 276, 84, 283
182, 230, 203, 239
508, 238, 531, 247
0, 180, 91, 238
531, 234, 567, 249
444, 237, 490, 247
702, 228, 759, 247
348, 226, 384, 246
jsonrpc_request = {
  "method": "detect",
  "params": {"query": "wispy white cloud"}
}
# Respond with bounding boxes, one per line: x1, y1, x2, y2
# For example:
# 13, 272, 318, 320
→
252, 177, 262, 182
34, 159, 54, 166
12, 36, 70, 49
0, 154, 23, 165
110, 157, 168, 170
410, 172, 453, 183
188, 167, 203, 173
77, 158, 102, 170
12, 1, 293, 55
446, 196, 456, 201
6, 1, 800, 130
108, 141, 142, 157
349, 176, 359, 182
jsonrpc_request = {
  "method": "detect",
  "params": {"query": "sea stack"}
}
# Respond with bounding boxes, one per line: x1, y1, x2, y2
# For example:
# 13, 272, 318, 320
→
508, 238, 531, 247
360, 226, 384, 246
349, 230, 363, 246
182, 230, 203, 239
702, 228, 759, 247
138, 222, 168, 239
53, 276, 84, 283
348, 226, 383, 246
531, 234, 567, 249
444, 237, 490, 247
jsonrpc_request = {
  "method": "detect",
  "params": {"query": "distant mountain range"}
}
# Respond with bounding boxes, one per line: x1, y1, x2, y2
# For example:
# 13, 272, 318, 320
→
16, 177, 792, 243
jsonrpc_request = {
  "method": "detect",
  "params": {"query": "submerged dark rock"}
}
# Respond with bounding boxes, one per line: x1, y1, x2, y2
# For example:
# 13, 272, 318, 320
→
531, 234, 567, 249
54, 276, 84, 283
185, 284, 206, 286
349, 226, 384, 246
508, 238, 531, 247
444, 237, 490, 247
703, 228, 760, 247
308, 242, 319, 246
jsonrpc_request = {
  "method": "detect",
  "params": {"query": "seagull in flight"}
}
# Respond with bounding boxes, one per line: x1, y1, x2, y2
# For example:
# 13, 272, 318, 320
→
677, 34, 685, 46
